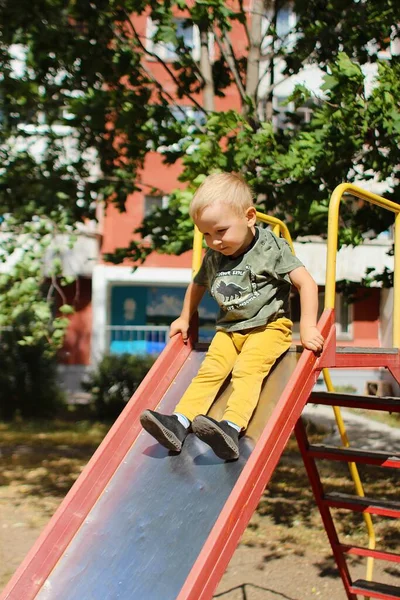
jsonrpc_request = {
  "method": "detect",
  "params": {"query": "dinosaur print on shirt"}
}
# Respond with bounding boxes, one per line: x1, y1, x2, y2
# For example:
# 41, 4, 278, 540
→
212, 266, 261, 312
216, 281, 246, 301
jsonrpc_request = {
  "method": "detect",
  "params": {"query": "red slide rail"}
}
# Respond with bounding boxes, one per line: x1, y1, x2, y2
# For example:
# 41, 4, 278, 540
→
1, 333, 193, 600
177, 309, 336, 600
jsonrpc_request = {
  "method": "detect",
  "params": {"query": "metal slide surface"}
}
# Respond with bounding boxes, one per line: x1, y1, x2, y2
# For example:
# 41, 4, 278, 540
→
33, 347, 300, 600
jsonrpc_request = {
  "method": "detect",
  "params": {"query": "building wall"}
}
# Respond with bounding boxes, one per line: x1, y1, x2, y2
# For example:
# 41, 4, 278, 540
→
101, 156, 192, 269
58, 277, 92, 365
342, 288, 380, 348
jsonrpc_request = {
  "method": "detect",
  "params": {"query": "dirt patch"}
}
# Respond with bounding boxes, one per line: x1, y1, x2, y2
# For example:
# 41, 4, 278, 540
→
0, 488, 59, 588
217, 513, 400, 599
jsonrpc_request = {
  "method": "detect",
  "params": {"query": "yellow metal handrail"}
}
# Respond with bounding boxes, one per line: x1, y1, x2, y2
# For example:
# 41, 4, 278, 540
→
325, 182, 400, 347
256, 211, 295, 251
192, 225, 204, 277
191, 212, 293, 275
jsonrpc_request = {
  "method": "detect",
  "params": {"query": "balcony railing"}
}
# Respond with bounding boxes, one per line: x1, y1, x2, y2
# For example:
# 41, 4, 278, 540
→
106, 325, 170, 355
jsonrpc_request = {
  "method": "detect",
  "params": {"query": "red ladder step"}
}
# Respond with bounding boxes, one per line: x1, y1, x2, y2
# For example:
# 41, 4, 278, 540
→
307, 444, 400, 468
350, 579, 400, 600
323, 492, 400, 518
295, 417, 400, 600
341, 544, 400, 564
334, 346, 400, 370
336, 347, 399, 354
309, 391, 400, 412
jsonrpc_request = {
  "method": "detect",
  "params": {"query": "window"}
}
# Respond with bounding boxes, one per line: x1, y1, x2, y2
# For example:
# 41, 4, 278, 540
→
146, 17, 200, 62
276, 7, 291, 38
271, 95, 315, 131
295, 100, 314, 125
108, 285, 218, 354
273, 95, 289, 130
337, 293, 352, 337
261, 5, 296, 52
291, 290, 353, 340
144, 194, 169, 217
376, 224, 395, 241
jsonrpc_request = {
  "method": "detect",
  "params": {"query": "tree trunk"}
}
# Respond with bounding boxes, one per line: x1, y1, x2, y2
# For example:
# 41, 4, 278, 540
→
199, 28, 215, 112
266, 1, 277, 121
246, 0, 264, 108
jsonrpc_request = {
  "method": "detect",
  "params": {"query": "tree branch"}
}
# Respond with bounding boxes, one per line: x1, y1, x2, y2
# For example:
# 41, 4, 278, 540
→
47, 274, 67, 307
256, 72, 288, 101
214, 31, 247, 104
238, 0, 251, 46
121, 11, 207, 115
106, 21, 203, 126
140, 62, 196, 121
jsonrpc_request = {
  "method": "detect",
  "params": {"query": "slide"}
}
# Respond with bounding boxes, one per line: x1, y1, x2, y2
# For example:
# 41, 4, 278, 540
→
1, 310, 335, 600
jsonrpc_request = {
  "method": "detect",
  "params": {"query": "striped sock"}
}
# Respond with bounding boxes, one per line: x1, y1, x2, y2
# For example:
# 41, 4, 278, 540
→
173, 413, 191, 428
224, 420, 241, 432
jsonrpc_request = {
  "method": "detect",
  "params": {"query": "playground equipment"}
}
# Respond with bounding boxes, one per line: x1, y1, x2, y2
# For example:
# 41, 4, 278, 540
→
1, 183, 399, 600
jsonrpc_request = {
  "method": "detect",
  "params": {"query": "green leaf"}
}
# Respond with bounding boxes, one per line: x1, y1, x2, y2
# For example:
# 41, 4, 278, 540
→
59, 304, 75, 315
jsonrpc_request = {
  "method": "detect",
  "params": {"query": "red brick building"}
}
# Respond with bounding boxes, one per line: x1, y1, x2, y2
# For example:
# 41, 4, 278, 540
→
59, 7, 397, 396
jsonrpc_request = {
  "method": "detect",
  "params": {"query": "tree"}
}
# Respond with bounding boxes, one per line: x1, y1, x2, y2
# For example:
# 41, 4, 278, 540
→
0, 0, 399, 337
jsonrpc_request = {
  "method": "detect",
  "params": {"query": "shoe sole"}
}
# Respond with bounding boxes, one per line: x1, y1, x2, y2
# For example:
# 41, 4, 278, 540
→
140, 411, 183, 452
192, 416, 239, 461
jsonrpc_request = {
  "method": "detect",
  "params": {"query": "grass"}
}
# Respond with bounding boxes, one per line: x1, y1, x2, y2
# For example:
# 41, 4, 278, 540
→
0, 419, 110, 497
0, 418, 109, 444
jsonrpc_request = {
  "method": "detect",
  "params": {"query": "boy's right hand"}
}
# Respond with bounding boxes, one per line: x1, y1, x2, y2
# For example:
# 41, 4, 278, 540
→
169, 317, 190, 343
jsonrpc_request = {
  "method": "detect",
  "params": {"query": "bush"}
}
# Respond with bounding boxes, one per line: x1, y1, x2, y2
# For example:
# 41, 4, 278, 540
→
82, 353, 157, 420
0, 330, 65, 420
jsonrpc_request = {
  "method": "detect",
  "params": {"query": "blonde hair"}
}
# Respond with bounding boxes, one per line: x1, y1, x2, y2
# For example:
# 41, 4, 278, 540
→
189, 172, 254, 220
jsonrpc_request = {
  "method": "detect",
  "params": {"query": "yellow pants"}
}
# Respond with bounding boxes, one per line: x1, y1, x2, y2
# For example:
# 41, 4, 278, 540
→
174, 317, 293, 430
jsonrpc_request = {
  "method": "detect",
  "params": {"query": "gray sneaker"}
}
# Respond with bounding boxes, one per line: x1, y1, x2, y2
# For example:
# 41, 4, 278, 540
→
192, 415, 240, 461
140, 410, 189, 452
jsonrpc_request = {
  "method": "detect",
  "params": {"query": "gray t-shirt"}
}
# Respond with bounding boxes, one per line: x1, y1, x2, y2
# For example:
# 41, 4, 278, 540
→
194, 226, 303, 332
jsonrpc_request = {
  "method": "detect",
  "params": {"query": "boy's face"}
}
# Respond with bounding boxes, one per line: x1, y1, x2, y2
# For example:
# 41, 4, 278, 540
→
194, 202, 257, 258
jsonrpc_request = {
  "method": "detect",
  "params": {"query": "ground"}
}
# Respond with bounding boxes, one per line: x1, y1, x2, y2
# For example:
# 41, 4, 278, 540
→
1, 407, 399, 599
0, 492, 366, 600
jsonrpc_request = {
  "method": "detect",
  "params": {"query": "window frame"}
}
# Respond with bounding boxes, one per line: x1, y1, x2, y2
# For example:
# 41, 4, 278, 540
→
144, 194, 169, 218
291, 289, 353, 342
146, 17, 202, 62
270, 94, 315, 131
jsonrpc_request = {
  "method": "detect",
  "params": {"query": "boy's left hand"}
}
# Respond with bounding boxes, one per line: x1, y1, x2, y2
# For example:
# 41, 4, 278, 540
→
300, 326, 324, 352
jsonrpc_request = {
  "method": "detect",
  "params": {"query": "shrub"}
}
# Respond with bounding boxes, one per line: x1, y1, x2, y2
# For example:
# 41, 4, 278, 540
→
82, 353, 156, 420
0, 330, 65, 420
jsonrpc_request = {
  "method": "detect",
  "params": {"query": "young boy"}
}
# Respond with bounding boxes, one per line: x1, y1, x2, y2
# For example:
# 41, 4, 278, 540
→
140, 172, 324, 460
